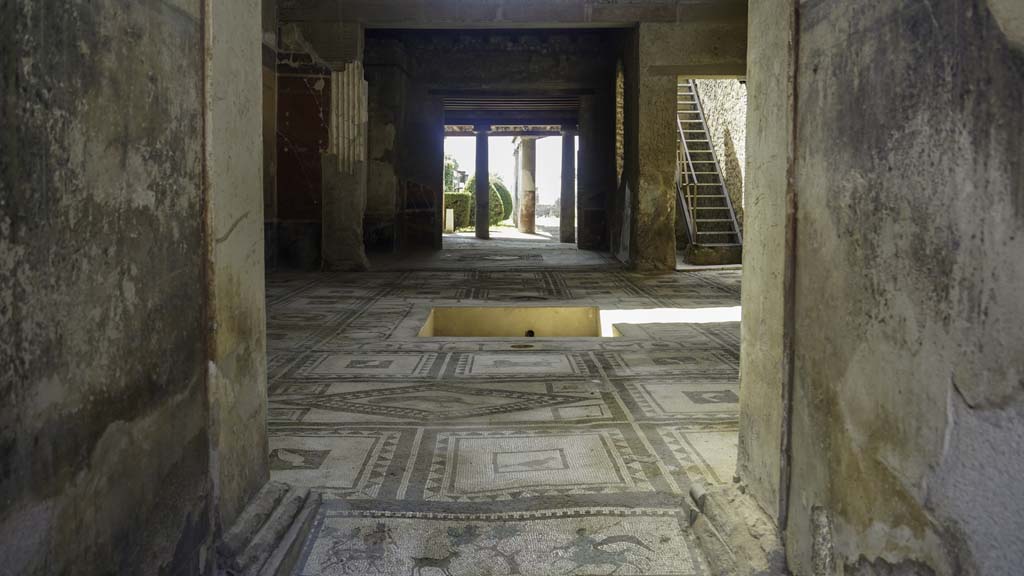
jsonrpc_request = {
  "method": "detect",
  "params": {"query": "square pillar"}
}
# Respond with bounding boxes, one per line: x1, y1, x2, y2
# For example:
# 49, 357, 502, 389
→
629, 25, 678, 271
475, 124, 491, 239
560, 125, 577, 244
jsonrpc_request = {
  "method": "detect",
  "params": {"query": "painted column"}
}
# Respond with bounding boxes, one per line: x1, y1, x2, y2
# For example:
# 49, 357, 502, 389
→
560, 125, 577, 243
518, 137, 538, 234
321, 61, 369, 270
475, 124, 491, 239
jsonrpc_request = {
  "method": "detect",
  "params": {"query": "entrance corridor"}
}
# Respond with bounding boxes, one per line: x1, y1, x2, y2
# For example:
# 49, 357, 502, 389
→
265, 239, 742, 575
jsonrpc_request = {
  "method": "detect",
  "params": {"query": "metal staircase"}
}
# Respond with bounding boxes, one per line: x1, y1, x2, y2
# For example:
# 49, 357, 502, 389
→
676, 79, 742, 251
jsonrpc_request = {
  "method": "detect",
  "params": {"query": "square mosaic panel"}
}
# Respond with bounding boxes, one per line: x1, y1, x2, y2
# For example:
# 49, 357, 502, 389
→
447, 352, 594, 378
288, 353, 442, 380
296, 508, 702, 576
596, 350, 737, 377
624, 382, 739, 418
269, 431, 400, 499
657, 427, 739, 485
423, 429, 654, 501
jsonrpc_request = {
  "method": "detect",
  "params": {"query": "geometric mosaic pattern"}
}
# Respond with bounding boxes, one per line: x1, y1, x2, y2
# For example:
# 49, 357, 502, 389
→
278, 384, 584, 421
269, 430, 400, 499
423, 428, 655, 501
268, 235, 741, 574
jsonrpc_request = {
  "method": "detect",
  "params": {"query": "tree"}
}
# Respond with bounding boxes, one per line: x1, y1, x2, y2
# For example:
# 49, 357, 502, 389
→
443, 155, 460, 194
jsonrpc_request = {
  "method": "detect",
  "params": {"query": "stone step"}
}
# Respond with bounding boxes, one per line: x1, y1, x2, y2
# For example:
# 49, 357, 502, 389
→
217, 482, 322, 576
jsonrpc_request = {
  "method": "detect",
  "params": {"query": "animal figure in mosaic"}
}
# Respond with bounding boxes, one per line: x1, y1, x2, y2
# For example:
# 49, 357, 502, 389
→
471, 544, 523, 575
410, 550, 459, 576
497, 456, 560, 472
320, 522, 398, 574
552, 528, 652, 574
272, 449, 308, 468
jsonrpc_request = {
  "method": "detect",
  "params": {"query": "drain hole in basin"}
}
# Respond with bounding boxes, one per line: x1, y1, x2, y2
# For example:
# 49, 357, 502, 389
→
511, 344, 534, 349
525, 330, 535, 337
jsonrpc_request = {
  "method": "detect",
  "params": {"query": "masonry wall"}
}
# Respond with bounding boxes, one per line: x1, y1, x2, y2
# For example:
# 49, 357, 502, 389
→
206, 0, 270, 534
787, 1, 1024, 573
736, 0, 793, 526
0, 1, 211, 573
742, 1, 1024, 574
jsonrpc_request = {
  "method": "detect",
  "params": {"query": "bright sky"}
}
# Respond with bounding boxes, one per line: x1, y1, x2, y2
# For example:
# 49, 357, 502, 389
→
444, 136, 576, 204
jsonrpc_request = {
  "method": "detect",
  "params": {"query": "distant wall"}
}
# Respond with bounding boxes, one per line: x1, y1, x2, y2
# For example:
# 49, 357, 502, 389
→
1, 1, 211, 573
272, 52, 331, 269
365, 40, 408, 251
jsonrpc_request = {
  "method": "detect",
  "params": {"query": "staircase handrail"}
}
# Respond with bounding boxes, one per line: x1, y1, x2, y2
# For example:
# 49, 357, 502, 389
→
676, 112, 698, 246
688, 80, 743, 244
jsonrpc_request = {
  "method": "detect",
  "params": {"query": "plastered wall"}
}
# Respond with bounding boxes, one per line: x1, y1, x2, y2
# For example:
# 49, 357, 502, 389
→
1, 1, 211, 573
205, 0, 270, 534
741, 0, 1024, 573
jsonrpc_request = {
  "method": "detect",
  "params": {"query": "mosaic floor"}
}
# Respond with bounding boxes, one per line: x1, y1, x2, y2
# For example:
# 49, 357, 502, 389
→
267, 237, 742, 575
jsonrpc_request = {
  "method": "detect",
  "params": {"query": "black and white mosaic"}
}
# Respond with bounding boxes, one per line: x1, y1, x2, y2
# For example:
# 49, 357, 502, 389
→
267, 240, 741, 575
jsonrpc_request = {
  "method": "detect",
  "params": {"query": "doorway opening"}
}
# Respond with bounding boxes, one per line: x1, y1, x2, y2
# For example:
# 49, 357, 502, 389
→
441, 128, 576, 247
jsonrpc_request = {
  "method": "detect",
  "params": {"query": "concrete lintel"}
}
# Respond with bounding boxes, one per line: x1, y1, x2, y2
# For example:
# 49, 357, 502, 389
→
648, 64, 747, 78
280, 0, 746, 27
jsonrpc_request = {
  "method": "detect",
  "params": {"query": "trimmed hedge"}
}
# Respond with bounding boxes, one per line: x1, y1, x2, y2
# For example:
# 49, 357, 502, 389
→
493, 179, 514, 221
444, 192, 473, 229
465, 176, 505, 227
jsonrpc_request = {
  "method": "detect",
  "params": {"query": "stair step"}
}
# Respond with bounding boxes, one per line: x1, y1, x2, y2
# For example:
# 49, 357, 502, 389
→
219, 482, 290, 561
258, 492, 322, 576
217, 483, 323, 576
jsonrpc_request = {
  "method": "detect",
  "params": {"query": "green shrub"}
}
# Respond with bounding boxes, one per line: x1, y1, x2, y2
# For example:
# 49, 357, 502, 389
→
493, 179, 514, 222
444, 192, 473, 229
465, 176, 505, 227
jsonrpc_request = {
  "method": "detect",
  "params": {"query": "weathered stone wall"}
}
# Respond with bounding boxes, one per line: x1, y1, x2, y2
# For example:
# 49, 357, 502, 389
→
694, 79, 746, 230
736, 0, 794, 530
788, 1, 1024, 573
1, 1, 211, 574
741, 0, 1024, 574
206, 0, 270, 533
